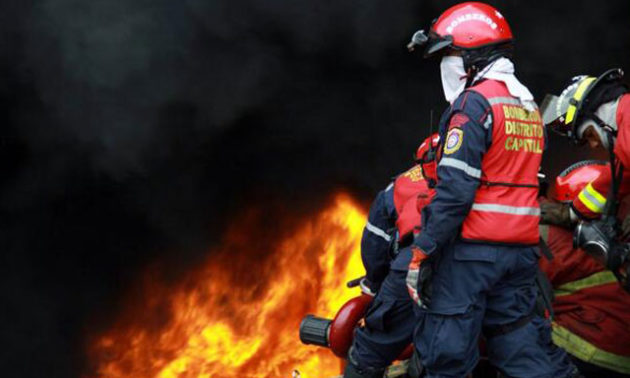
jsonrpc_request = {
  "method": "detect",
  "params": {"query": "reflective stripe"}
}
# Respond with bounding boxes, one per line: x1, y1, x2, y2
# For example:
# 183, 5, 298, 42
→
566, 77, 597, 125
578, 183, 606, 214
487, 96, 521, 106
365, 221, 391, 242
585, 183, 607, 203
552, 325, 630, 374
439, 157, 482, 179
578, 190, 604, 213
554, 271, 617, 297
471, 203, 541, 216
385, 182, 393, 192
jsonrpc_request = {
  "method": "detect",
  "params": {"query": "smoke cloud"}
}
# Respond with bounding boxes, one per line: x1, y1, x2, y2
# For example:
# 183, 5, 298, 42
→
1, 0, 629, 375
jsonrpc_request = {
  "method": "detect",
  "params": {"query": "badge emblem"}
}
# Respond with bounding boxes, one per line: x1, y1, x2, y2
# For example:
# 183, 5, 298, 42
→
444, 127, 463, 155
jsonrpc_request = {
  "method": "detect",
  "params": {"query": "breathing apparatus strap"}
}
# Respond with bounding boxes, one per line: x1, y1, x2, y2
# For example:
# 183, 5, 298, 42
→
602, 132, 628, 284
603, 132, 623, 220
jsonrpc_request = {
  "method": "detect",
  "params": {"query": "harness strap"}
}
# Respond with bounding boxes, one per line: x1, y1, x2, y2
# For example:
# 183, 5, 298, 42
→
483, 312, 535, 338
539, 237, 554, 261
480, 180, 539, 188
535, 267, 555, 319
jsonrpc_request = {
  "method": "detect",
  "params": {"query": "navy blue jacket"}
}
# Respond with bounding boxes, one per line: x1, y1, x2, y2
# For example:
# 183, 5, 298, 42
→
413, 90, 493, 255
361, 183, 396, 291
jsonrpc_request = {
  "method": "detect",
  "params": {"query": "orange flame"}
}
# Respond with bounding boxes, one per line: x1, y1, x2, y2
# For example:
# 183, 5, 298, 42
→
89, 193, 367, 378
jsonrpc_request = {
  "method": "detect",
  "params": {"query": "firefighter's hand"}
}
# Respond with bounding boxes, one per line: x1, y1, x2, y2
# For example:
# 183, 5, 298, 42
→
540, 202, 572, 228
406, 246, 433, 309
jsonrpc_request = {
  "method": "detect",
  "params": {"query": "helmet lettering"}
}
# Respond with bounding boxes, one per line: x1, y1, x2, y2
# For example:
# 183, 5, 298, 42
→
445, 13, 497, 35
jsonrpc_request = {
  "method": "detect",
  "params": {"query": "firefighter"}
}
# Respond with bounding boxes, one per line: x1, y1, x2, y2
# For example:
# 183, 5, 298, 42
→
343, 135, 438, 378
540, 69, 630, 225
540, 160, 630, 378
404, 3, 567, 377
359, 134, 439, 293
541, 69, 630, 293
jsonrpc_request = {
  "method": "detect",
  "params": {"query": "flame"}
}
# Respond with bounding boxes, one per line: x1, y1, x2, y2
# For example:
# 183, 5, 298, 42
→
89, 193, 367, 378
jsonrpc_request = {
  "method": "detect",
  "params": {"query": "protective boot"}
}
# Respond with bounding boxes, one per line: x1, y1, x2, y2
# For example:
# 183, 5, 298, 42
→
342, 362, 385, 378
404, 349, 424, 378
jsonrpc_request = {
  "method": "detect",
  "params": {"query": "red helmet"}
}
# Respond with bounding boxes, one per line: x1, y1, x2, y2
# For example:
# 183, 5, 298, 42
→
416, 133, 440, 186
551, 160, 608, 202
407, 2, 513, 70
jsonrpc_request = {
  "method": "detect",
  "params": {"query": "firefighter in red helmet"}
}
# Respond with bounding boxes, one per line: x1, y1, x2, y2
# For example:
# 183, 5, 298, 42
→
343, 135, 437, 378
540, 160, 630, 377
404, 3, 576, 377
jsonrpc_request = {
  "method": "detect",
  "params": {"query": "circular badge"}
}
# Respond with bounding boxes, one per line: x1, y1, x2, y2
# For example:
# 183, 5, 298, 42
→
444, 128, 463, 155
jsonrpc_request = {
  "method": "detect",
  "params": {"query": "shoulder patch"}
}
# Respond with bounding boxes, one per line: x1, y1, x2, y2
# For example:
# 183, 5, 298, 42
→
449, 113, 469, 129
444, 127, 464, 155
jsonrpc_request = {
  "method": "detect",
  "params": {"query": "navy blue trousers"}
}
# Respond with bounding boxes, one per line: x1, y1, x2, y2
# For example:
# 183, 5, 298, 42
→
349, 268, 419, 370
349, 243, 576, 377
414, 240, 555, 378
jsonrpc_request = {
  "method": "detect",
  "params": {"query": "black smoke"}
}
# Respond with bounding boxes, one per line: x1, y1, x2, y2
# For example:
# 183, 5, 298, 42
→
1, 0, 629, 376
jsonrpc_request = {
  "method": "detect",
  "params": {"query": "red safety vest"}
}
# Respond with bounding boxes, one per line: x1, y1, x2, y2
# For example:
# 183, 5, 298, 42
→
539, 224, 630, 374
393, 165, 434, 240
460, 80, 543, 245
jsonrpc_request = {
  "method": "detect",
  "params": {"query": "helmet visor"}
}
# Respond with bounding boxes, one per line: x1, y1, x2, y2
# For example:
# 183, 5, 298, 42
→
540, 94, 571, 136
407, 28, 454, 57
424, 31, 454, 58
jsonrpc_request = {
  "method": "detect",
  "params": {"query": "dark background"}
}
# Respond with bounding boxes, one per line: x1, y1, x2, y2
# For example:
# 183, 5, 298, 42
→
1, 0, 629, 376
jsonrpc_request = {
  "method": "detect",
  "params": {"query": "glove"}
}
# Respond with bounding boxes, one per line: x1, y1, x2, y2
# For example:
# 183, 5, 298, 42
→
406, 246, 432, 309
540, 201, 572, 228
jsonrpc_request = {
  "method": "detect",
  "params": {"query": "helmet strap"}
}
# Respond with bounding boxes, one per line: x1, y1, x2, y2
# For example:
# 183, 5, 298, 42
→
464, 65, 478, 88
593, 113, 618, 137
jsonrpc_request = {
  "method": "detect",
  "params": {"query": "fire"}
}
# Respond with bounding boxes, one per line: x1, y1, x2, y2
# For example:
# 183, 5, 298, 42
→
89, 193, 367, 378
